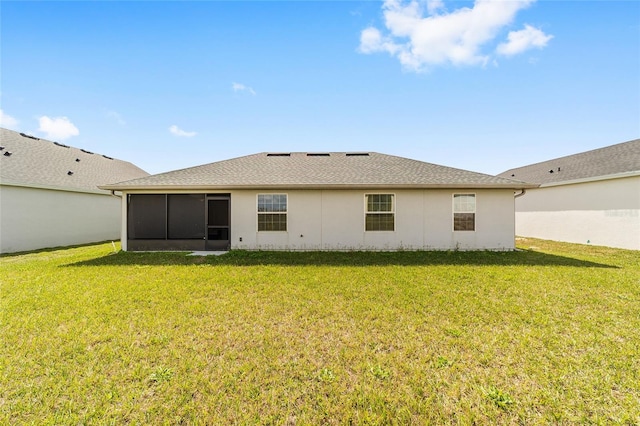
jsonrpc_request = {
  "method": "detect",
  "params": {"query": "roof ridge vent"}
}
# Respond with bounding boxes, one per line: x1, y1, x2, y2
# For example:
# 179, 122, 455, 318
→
102, 154, 114, 160
19, 132, 40, 140
307, 153, 330, 157
54, 141, 70, 148
266, 153, 291, 157
346, 152, 369, 157
81, 149, 95, 154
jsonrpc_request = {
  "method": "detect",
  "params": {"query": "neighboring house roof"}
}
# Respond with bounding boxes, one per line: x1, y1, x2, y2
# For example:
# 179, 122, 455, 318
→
498, 138, 640, 185
0, 127, 149, 194
100, 151, 535, 191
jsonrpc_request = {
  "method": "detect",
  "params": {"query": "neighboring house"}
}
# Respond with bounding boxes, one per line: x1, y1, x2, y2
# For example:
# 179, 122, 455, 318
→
100, 152, 535, 252
0, 128, 149, 253
499, 139, 640, 250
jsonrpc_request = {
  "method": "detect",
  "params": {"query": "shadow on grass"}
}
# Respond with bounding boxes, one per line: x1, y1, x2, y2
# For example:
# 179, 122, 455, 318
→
0, 240, 117, 258
64, 249, 617, 268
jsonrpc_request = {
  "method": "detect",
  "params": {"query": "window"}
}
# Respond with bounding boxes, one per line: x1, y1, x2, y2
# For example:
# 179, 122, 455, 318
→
453, 194, 475, 231
365, 194, 395, 231
257, 194, 287, 231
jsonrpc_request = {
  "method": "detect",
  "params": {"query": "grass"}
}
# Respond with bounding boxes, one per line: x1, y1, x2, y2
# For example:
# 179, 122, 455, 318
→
1, 238, 639, 424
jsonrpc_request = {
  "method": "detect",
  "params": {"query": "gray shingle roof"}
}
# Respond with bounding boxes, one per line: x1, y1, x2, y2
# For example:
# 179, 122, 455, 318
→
498, 139, 640, 185
100, 152, 534, 190
0, 127, 148, 194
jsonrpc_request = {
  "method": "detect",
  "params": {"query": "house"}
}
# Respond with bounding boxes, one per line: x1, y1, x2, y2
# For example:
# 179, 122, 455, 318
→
498, 139, 640, 250
0, 128, 149, 253
99, 152, 535, 252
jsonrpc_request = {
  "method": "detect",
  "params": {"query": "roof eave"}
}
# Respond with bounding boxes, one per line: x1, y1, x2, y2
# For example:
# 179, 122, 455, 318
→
99, 182, 539, 191
3, 180, 114, 195
538, 170, 640, 187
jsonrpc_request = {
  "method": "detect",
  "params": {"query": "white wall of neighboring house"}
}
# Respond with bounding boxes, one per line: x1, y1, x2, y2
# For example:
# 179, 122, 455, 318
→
514, 175, 640, 250
0, 185, 122, 253
121, 188, 516, 251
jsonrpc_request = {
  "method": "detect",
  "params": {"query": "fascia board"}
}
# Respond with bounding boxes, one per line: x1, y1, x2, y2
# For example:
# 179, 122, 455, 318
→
101, 183, 539, 191
539, 170, 640, 188
1, 180, 113, 196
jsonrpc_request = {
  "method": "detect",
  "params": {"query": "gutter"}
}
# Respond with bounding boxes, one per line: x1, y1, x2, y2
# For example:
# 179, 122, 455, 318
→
99, 182, 541, 192
1, 180, 115, 196
514, 189, 526, 198
538, 170, 640, 188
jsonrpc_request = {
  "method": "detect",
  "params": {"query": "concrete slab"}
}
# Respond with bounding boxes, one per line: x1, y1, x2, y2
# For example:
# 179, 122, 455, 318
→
188, 251, 229, 256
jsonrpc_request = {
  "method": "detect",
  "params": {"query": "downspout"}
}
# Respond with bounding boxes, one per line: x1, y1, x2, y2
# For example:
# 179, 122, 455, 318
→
106, 190, 126, 250
512, 189, 526, 250
514, 188, 526, 198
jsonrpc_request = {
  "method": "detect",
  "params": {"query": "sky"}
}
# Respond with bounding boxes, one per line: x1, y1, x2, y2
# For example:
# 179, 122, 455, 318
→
1, 0, 638, 176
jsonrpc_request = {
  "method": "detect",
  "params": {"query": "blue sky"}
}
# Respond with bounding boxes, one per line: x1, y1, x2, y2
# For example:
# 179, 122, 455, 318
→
1, 1, 638, 176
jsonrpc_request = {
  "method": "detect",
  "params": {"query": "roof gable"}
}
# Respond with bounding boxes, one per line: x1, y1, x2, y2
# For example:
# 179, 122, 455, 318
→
499, 139, 640, 185
101, 151, 533, 190
0, 128, 149, 194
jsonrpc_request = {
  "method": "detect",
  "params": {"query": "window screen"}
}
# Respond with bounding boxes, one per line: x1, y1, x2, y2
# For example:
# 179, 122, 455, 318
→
128, 194, 167, 239
168, 194, 205, 239
208, 199, 229, 227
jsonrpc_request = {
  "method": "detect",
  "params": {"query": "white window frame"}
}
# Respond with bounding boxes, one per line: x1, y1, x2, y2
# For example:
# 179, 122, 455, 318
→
452, 193, 476, 232
364, 193, 396, 232
257, 193, 288, 232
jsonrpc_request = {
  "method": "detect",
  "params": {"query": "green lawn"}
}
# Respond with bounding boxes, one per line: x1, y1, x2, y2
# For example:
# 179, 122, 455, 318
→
1, 239, 638, 425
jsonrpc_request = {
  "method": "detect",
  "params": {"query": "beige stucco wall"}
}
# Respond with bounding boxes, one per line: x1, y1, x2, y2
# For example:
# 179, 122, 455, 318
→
227, 188, 515, 251
0, 185, 121, 253
119, 188, 516, 251
514, 175, 640, 250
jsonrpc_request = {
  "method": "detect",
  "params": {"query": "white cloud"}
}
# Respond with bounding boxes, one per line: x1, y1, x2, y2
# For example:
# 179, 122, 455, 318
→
169, 125, 197, 137
359, 0, 551, 72
232, 82, 256, 95
359, 27, 381, 54
426, 0, 445, 15
38, 116, 79, 140
497, 24, 553, 56
106, 110, 126, 126
359, 27, 396, 54
0, 109, 18, 128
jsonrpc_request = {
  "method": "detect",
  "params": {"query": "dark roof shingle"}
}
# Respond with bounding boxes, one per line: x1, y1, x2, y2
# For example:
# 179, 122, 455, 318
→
498, 139, 640, 185
0, 127, 148, 193
101, 151, 534, 190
